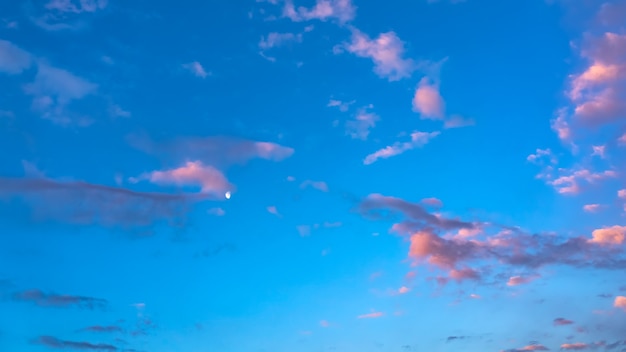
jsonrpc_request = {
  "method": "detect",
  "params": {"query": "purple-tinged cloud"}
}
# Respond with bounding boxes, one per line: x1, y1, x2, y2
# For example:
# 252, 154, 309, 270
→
34, 336, 116, 351
554, 318, 575, 326
0, 39, 32, 74
0, 176, 200, 229
13, 289, 108, 310
82, 326, 123, 333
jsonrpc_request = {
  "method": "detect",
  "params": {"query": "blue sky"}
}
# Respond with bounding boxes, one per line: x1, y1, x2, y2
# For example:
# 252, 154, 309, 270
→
1, 0, 626, 351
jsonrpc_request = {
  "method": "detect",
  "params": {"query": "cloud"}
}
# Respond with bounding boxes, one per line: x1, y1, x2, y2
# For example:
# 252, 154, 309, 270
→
618, 133, 626, 145
398, 286, 410, 294
282, 0, 356, 23
340, 29, 415, 81
444, 115, 475, 129
618, 189, 626, 200
182, 61, 209, 78
328, 99, 355, 112
363, 131, 439, 165
548, 169, 617, 195
81, 326, 123, 333
259, 32, 303, 49
0, 39, 32, 74
615, 296, 626, 311
300, 180, 329, 192
0, 175, 199, 229
421, 197, 443, 208
33, 335, 116, 351
130, 161, 234, 199
589, 226, 625, 245
413, 77, 445, 119
357, 311, 384, 319
23, 63, 98, 126
345, 107, 379, 140
128, 135, 294, 168
45, 0, 108, 14
560, 342, 589, 350
551, 108, 573, 143
553, 317, 574, 326
360, 193, 475, 232
507, 275, 539, 286
527, 149, 557, 165
13, 289, 108, 310
566, 32, 626, 126
583, 204, 602, 213
503, 344, 550, 351
448, 267, 481, 282
267, 205, 281, 216
207, 207, 225, 216
297, 225, 311, 237
319, 320, 330, 327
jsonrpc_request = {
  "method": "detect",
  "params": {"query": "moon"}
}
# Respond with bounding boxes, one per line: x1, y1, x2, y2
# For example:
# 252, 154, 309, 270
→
225, 191, 231, 199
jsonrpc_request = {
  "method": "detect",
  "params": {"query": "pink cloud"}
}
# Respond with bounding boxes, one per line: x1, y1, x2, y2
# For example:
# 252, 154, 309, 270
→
618, 189, 626, 200
132, 161, 233, 198
551, 108, 573, 143
267, 205, 281, 217
527, 148, 557, 165
0, 39, 32, 74
582, 204, 602, 213
560, 342, 588, 350
357, 311, 384, 319
567, 32, 626, 125
363, 131, 439, 165
421, 197, 443, 208
182, 61, 210, 78
341, 29, 415, 81
283, 0, 356, 23
449, 267, 481, 282
398, 286, 410, 294
615, 296, 626, 311
300, 180, 329, 192
549, 169, 617, 195
554, 317, 575, 326
506, 275, 538, 286
589, 226, 626, 245
413, 77, 445, 119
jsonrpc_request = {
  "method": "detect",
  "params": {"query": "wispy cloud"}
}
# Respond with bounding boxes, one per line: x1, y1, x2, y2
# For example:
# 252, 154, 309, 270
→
357, 311, 383, 319
182, 61, 210, 78
0, 39, 32, 74
345, 107, 378, 140
553, 317, 575, 326
413, 77, 444, 119
33, 335, 117, 351
81, 326, 123, 333
282, 0, 356, 23
259, 32, 303, 49
13, 289, 108, 310
363, 131, 439, 165
300, 180, 329, 192
339, 29, 415, 81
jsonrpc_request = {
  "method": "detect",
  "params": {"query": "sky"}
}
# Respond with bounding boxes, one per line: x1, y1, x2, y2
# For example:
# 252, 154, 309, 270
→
0, 0, 626, 351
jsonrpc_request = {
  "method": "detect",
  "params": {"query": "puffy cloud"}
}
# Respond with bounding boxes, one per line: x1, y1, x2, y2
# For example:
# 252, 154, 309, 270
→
527, 149, 557, 165
618, 189, 626, 200
357, 311, 384, 319
363, 131, 439, 165
300, 180, 329, 192
551, 108, 573, 143
282, 0, 356, 23
33, 336, 116, 351
13, 289, 108, 310
413, 77, 445, 119
259, 32, 303, 49
327, 99, 355, 112
182, 61, 210, 78
589, 226, 626, 245
340, 29, 415, 81
548, 169, 617, 195
553, 317, 575, 326
398, 286, 410, 294
131, 161, 233, 198
0, 39, 32, 74
591, 145, 606, 158
345, 107, 379, 140
409, 231, 481, 268
448, 267, 481, 282
615, 296, 626, 311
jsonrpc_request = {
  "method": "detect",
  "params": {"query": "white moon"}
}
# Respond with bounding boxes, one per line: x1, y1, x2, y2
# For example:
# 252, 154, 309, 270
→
225, 191, 231, 199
